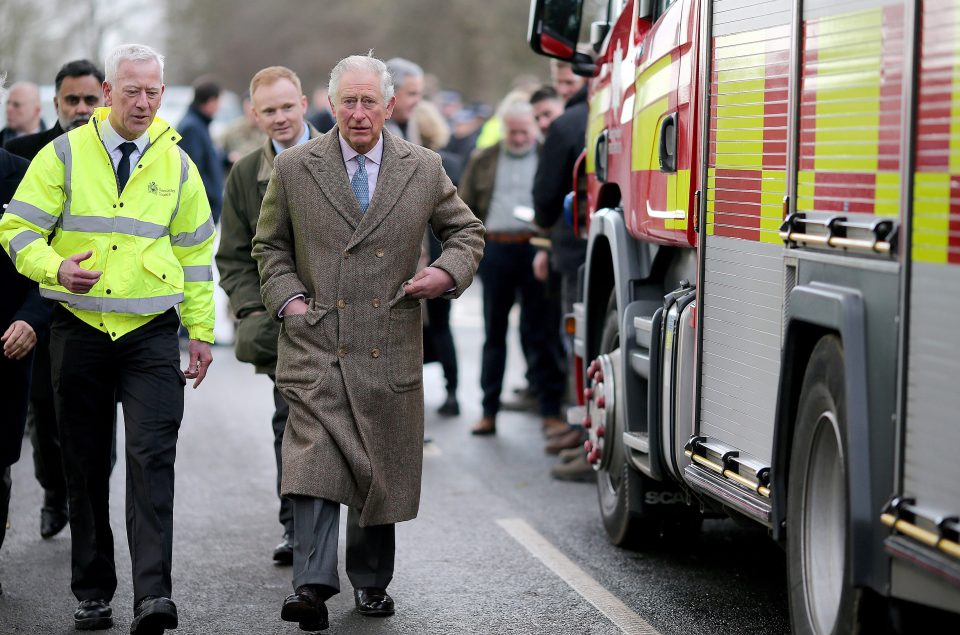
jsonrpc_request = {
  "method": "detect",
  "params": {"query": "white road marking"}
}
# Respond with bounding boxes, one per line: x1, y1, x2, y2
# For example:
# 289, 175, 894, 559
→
496, 518, 661, 635
422, 443, 443, 457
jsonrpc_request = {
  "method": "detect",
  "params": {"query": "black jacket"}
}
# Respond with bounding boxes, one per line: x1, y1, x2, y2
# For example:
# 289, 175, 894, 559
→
4, 121, 65, 161
1, 148, 51, 339
178, 106, 224, 222
533, 85, 588, 274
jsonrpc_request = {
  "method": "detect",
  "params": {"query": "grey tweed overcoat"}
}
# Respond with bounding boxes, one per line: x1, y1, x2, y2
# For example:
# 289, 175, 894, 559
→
252, 128, 484, 526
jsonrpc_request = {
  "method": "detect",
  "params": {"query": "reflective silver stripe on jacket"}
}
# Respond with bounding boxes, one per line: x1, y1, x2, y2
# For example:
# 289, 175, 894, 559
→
40, 289, 184, 314
8, 230, 44, 262
182, 265, 213, 282
171, 216, 215, 247
62, 214, 171, 239
170, 148, 190, 227
5, 200, 60, 231
53, 134, 72, 218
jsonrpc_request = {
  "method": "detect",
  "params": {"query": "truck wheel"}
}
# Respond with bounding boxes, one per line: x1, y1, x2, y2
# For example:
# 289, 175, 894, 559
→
595, 292, 654, 548
787, 335, 883, 634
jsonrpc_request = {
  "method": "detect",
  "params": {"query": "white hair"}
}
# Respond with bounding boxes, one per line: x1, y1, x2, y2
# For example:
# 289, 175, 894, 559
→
328, 53, 394, 104
105, 43, 165, 84
385, 57, 423, 90
497, 91, 535, 123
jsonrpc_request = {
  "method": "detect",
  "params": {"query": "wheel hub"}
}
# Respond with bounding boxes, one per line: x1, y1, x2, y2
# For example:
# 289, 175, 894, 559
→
584, 350, 619, 471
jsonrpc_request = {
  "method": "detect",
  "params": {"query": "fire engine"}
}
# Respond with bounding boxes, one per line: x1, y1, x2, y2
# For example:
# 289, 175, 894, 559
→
527, 0, 960, 631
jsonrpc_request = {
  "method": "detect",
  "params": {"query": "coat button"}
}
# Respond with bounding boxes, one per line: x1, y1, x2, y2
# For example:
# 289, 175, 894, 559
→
343, 250, 350, 259
106, 289, 112, 294
375, 248, 385, 258
337, 299, 346, 309
372, 298, 380, 308
338, 347, 347, 358
371, 348, 381, 358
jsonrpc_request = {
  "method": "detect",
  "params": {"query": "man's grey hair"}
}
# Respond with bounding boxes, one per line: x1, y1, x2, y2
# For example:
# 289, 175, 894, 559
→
105, 44, 165, 85
329, 54, 394, 103
385, 58, 423, 91
497, 91, 535, 123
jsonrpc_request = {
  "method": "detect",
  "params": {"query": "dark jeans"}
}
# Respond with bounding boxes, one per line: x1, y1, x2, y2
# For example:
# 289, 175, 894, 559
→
29, 336, 68, 509
269, 378, 294, 535
424, 298, 458, 394
478, 240, 565, 418
50, 306, 184, 604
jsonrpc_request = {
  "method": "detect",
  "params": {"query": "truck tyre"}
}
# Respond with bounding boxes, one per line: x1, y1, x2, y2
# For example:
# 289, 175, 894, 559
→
596, 292, 655, 548
787, 335, 884, 635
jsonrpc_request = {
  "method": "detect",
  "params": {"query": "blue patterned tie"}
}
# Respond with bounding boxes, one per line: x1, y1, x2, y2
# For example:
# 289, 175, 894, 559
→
351, 155, 369, 213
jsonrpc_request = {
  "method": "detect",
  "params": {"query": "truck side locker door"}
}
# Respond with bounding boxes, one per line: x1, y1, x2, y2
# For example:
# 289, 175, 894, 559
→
885, 0, 960, 613
691, 0, 794, 502
630, 0, 685, 242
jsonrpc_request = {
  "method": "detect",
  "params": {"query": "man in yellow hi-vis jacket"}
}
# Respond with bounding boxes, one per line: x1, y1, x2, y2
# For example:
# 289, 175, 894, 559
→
0, 44, 214, 635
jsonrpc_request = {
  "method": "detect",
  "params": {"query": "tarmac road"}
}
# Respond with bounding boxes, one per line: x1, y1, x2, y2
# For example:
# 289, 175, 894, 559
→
0, 286, 789, 634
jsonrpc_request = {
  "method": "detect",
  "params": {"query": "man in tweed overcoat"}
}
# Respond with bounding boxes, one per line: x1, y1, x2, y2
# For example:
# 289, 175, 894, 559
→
252, 54, 483, 630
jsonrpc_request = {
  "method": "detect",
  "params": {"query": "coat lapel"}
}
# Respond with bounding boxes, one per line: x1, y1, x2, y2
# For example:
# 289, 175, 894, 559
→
346, 129, 417, 251
306, 128, 362, 230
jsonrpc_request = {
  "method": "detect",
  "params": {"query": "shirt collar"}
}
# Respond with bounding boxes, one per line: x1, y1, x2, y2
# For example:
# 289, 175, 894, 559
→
100, 116, 149, 155
338, 132, 383, 166
272, 122, 311, 156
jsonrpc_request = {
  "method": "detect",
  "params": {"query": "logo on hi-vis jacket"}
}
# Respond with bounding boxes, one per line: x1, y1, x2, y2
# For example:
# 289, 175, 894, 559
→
148, 181, 175, 197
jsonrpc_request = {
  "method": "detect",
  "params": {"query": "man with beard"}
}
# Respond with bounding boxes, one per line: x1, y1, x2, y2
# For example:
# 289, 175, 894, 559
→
5, 60, 103, 160
4, 59, 105, 541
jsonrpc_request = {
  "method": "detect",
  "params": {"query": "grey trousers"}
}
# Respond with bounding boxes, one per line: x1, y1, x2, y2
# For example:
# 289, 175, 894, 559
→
292, 497, 395, 596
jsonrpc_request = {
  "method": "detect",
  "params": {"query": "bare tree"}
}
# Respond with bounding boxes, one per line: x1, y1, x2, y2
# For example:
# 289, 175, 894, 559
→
163, 0, 549, 104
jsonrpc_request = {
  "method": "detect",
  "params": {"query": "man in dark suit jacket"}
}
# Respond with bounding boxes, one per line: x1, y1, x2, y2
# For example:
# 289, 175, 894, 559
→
3, 59, 104, 540
178, 78, 225, 223
0, 146, 51, 596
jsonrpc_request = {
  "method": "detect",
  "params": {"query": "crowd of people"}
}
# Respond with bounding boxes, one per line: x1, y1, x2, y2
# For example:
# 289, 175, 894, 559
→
0, 44, 591, 633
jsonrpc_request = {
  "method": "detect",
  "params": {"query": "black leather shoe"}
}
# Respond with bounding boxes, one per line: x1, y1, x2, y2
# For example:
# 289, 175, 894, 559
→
281, 585, 329, 631
40, 504, 68, 539
273, 531, 294, 565
130, 596, 177, 635
74, 599, 113, 630
437, 394, 460, 417
354, 587, 395, 616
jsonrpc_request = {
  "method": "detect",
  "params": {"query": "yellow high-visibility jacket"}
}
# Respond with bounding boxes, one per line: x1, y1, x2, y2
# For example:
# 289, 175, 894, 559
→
0, 108, 216, 342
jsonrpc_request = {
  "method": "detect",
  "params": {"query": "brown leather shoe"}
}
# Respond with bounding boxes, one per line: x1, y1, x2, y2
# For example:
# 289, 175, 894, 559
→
542, 415, 566, 435
545, 423, 573, 439
471, 416, 496, 436
551, 455, 596, 482
545, 427, 585, 454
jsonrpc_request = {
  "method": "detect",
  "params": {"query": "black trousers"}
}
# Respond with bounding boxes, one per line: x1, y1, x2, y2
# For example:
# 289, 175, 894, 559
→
0, 332, 33, 552
292, 497, 394, 595
50, 306, 184, 604
478, 240, 565, 418
269, 379, 294, 535
28, 336, 68, 509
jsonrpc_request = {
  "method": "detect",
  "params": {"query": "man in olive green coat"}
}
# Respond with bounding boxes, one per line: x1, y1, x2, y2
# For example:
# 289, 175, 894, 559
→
253, 54, 483, 629
215, 66, 318, 565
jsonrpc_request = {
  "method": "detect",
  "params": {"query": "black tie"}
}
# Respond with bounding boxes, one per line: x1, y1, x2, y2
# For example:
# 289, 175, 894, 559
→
117, 142, 137, 191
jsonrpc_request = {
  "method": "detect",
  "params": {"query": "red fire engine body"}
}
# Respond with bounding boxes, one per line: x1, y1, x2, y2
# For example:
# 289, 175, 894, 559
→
528, 0, 960, 631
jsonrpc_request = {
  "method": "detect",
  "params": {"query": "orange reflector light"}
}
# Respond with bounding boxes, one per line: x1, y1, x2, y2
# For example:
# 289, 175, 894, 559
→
564, 316, 576, 335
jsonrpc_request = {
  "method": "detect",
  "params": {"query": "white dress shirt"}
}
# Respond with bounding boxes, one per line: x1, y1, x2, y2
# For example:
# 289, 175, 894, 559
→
99, 118, 149, 177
